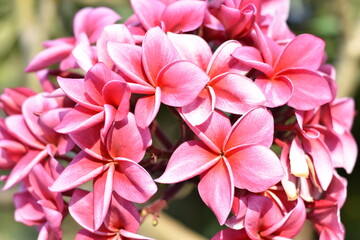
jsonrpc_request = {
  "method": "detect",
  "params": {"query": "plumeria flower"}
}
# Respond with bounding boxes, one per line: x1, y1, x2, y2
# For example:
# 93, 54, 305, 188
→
213, 189, 306, 240
55, 62, 131, 140
232, 24, 332, 109
51, 113, 157, 230
70, 189, 153, 240
14, 164, 66, 240
205, 0, 261, 39
168, 32, 266, 125
108, 27, 209, 127
2, 93, 74, 190
156, 108, 284, 224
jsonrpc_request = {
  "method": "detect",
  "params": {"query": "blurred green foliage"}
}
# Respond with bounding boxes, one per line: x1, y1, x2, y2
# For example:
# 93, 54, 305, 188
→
0, 0, 359, 239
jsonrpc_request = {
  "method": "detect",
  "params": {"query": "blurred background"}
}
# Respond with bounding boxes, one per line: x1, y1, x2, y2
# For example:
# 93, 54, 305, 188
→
0, 0, 360, 239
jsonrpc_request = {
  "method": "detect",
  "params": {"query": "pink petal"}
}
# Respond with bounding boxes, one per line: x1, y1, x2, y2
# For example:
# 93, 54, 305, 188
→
255, 75, 293, 108
25, 44, 73, 72
84, 63, 124, 106
227, 145, 284, 192
331, 98, 355, 132
70, 123, 111, 160
14, 191, 45, 225
5, 115, 44, 149
97, 24, 135, 68
274, 34, 325, 73
157, 60, 209, 107
57, 77, 102, 111
272, 198, 306, 238
161, 1, 206, 32
105, 192, 140, 233
304, 139, 333, 190
142, 27, 181, 85
93, 164, 115, 230
113, 158, 157, 203
50, 151, 108, 192
181, 87, 215, 125
74, 7, 121, 43
21, 94, 59, 143
231, 46, 273, 77
188, 109, 231, 153
130, 0, 166, 30
198, 158, 234, 225
107, 42, 150, 86
155, 140, 220, 184
134, 87, 161, 128
106, 113, 151, 162
69, 190, 95, 231
102, 80, 130, 118
225, 107, 274, 151
211, 73, 266, 114
207, 40, 250, 78
3, 149, 48, 190
39, 200, 63, 239
338, 131, 357, 174
55, 106, 104, 134
167, 32, 212, 70
72, 34, 96, 72
285, 69, 332, 110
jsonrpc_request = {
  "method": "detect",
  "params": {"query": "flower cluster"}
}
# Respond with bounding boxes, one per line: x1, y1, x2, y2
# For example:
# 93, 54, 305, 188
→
0, 1, 357, 239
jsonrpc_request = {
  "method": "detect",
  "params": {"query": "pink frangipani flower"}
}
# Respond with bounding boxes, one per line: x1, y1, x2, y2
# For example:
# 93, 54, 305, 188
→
213, 190, 306, 240
51, 113, 157, 230
55, 62, 131, 140
232, 24, 332, 109
108, 27, 209, 128
167, 32, 266, 125
70, 189, 153, 240
14, 164, 66, 240
2, 93, 74, 190
156, 107, 283, 224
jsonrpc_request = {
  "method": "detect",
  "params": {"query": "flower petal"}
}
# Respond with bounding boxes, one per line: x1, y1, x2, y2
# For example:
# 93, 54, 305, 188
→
155, 140, 220, 184
113, 158, 157, 203
134, 87, 161, 128
167, 32, 211, 70
106, 113, 151, 162
225, 107, 274, 151
158, 60, 209, 107
93, 164, 115, 230
97, 24, 135, 68
198, 158, 234, 225
50, 151, 107, 192
142, 27, 181, 85
208, 40, 250, 77
211, 73, 266, 114
161, 1, 206, 32
274, 34, 325, 72
227, 145, 283, 192
25, 44, 73, 72
181, 87, 215, 125
285, 69, 332, 110
255, 75, 293, 108
3, 149, 48, 190
107, 42, 150, 86
55, 106, 104, 134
